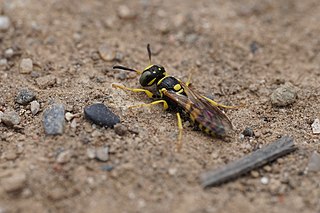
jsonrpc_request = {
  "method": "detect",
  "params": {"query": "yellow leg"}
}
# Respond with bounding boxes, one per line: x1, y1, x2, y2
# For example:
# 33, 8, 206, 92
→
129, 100, 169, 110
112, 83, 154, 98
176, 112, 183, 152
202, 95, 243, 109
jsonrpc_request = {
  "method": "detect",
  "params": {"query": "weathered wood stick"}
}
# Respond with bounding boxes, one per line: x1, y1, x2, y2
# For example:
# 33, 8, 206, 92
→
201, 136, 296, 188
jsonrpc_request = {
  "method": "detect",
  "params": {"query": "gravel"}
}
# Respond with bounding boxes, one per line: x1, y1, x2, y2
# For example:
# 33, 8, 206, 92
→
56, 150, 72, 164
43, 104, 65, 135
117, 5, 136, 19
1, 109, 21, 126
19, 58, 33, 74
0, 58, 7, 66
271, 82, 297, 107
242, 127, 255, 137
0, 16, 10, 31
15, 88, 36, 105
30, 100, 40, 115
311, 118, 320, 134
87, 147, 109, 162
98, 44, 115, 61
4, 48, 14, 58
1, 172, 27, 193
114, 123, 127, 136
95, 146, 109, 162
35, 75, 57, 88
307, 151, 320, 172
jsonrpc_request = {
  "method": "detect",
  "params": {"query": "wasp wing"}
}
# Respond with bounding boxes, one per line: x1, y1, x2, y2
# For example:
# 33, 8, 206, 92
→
162, 82, 233, 137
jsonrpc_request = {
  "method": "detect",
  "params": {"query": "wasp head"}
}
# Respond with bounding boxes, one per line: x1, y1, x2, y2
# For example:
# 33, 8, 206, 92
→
139, 65, 166, 87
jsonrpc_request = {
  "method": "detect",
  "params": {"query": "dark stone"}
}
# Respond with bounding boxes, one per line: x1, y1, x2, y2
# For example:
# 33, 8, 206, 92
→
15, 88, 36, 105
100, 165, 114, 171
250, 41, 259, 54
84, 103, 120, 127
242, 127, 255, 137
43, 104, 65, 135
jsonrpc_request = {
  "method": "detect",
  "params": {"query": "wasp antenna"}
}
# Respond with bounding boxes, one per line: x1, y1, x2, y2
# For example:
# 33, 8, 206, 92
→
113, 65, 135, 72
147, 44, 152, 64
113, 65, 142, 74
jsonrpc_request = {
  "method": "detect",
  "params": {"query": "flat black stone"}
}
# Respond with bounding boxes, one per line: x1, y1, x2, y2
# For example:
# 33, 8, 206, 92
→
84, 103, 120, 128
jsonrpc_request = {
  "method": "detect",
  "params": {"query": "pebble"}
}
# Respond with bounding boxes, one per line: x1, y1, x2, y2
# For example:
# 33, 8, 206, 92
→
3, 150, 18, 160
242, 127, 255, 137
98, 44, 115, 61
307, 151, 320, 172
36, 75, 56, 88
250, 41, 259, 54
30, 100, 40, 115
70, 119, 77, 128
114, 123, 127, 136
0, 58, 7, 66
47, 188, 65, 201
271, 82, 297, 107
1, 172, 27, 193
0, 16, 10, 31
101, 165, 114, 171
250, 170, 260, 178
168, 168, 177, 176
65, 112, 75, 121
260, 176, 269, 185
95, 146, 109, 162
4, 48, 14, 58
1, 109, 20, 126
15, 88, 36, 105
263, 165, 272, 172
117, 5, 136, 19
311, 118, 320, 134
86, 148, 96, 159
19, 58, 33, 74
43, 104, 65, 135
155, 21, 170, 34
56, 150, 72, 164
84, 103, 120, 127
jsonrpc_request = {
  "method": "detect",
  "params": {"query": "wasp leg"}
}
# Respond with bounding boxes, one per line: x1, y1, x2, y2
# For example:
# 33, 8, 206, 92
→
202, 95, 242, 109
186, 69, 195, 87
112, 83, 154, 98
176, 112, 183, 152
129, 100, 169, 110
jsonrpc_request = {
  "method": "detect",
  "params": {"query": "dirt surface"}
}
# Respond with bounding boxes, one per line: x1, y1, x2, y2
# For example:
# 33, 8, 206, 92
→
0, 0, 320, 212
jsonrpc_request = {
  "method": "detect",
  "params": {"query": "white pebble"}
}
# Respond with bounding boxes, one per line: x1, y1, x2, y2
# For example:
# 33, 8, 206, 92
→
117, 5, 136, 19
30, 100, 40, 115
0, 16, 10, 31
260, 176, 269, 185
311, 118, 320, 134
4, 48, 14, 58
65, 112, 75, 121
0, 58, 7, 66
20, 58, 33, 74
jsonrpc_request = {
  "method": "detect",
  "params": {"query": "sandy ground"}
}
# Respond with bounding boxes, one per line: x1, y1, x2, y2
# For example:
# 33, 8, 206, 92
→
0, 0, 319, 212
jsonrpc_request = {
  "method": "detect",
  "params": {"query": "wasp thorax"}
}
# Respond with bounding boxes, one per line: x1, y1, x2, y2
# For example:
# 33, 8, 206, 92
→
139, 65, 166, 87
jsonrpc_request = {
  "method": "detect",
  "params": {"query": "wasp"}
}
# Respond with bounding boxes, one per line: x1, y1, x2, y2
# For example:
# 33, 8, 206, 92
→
113, 44, 238, 150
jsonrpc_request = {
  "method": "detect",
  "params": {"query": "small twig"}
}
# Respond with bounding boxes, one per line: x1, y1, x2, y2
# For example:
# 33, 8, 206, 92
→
200, 136, 297, 188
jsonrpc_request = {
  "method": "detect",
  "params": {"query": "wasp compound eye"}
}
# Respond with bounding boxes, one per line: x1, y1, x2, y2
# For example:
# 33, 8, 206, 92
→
139, 71, 153, 86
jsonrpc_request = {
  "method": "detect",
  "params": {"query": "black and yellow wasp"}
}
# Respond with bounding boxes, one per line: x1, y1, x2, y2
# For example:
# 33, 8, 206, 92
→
113, 44, 237, 150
